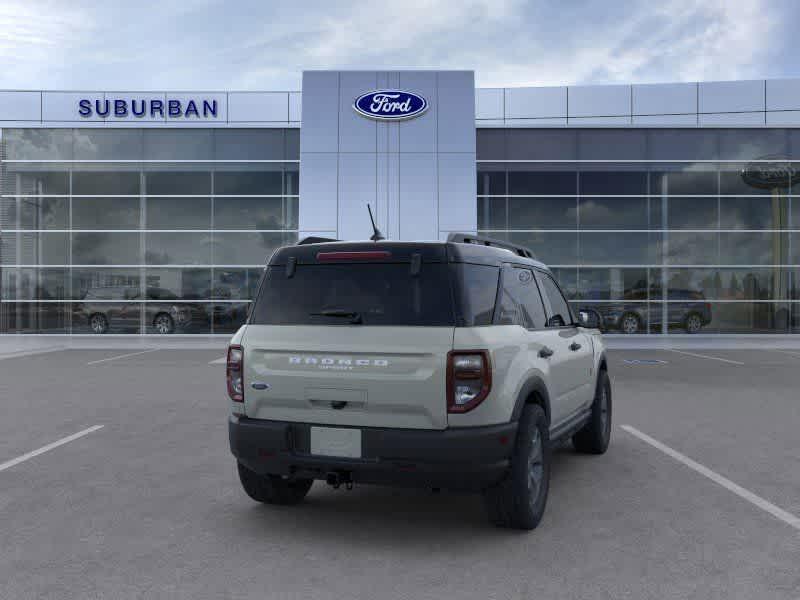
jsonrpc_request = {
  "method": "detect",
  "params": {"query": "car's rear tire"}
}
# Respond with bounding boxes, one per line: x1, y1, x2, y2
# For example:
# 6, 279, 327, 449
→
483, 404, 550, 530
237, 462, 313, 505
619, 313, 641, 334
153, 312, 175, 335
89, 313, 108, 334
684, 313, 703, 334
572, 370, 612, 454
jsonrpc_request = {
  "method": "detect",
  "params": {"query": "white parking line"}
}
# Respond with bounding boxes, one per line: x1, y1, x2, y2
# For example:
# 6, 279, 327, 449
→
668, 349, 745, 365
209, 356, 226, 365
0, 347, 67, 361
0, 425, 104, 473
86, 349, 159, 365
621, 425, 800, 531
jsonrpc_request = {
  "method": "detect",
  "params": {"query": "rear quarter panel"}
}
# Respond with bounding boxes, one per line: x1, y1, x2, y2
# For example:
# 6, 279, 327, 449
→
450, 325, 550, 427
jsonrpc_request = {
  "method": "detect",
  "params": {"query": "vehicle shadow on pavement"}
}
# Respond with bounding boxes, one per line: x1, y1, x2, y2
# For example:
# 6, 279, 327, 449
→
226, 447, 593, 543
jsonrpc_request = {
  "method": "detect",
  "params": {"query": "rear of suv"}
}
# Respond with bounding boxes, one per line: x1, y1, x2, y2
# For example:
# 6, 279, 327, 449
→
228, 234, 611, 529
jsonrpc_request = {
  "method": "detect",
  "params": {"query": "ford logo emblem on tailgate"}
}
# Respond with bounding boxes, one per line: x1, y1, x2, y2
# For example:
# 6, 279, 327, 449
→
353, 90, 428, 121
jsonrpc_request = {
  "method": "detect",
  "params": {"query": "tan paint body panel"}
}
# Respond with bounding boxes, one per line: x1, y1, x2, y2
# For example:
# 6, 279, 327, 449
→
241, 325, 453, 430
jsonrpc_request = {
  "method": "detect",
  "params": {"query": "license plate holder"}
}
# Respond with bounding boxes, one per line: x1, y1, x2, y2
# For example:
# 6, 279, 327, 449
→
310, 426, 362, 458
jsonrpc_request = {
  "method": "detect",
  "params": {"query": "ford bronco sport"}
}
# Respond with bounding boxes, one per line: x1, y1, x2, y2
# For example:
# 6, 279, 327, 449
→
228, 234, 611, 530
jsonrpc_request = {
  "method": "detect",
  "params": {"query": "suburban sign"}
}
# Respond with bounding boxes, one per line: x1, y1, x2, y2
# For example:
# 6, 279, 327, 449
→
741, 156, 800, 189
78, 98, 219, 119
352, 90, 428, 121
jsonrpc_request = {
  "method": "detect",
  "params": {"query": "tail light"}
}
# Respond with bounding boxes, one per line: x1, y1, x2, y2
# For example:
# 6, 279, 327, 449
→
447, 350, 491, 413
227, 344, 244, 404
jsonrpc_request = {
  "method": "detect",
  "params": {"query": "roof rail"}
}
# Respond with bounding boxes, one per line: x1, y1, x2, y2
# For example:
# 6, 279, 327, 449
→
297, 236, 339, 245
447, 233, 536, 259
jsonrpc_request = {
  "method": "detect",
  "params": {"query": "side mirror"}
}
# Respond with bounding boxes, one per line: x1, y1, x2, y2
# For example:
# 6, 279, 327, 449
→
546, 314, 565, 328
579, 309, 602, 329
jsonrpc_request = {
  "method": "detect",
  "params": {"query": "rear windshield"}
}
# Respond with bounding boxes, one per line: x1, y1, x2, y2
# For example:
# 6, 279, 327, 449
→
250, 264, 456, 326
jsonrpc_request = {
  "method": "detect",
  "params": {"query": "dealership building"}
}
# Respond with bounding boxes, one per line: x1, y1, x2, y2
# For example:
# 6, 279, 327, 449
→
1, 70, 799, 336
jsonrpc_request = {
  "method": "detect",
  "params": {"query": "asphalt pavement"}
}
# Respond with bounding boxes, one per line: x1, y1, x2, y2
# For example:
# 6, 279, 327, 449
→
0, 347, 798, 599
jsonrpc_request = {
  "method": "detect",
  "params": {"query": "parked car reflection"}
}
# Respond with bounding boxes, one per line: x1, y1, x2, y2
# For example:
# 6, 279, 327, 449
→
580, 289, 712, 334
74, 286, 208, 334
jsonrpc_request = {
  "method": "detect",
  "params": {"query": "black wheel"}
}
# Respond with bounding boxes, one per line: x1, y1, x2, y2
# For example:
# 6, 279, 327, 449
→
483, 404, 550, 530
619, 313, 641, 334
153, 313, 175, 334
572, 370, 612, 454
237, 462, 313, 505
89, 313, 108, 334
684, 313, 703, 334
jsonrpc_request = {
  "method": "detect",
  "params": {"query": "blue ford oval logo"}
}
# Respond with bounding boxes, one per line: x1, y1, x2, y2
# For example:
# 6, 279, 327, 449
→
353, 90, 428, 121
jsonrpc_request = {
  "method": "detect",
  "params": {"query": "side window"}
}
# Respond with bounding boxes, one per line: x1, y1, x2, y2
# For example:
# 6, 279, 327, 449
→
538, 273, 573, 327
495, 267, 546, 329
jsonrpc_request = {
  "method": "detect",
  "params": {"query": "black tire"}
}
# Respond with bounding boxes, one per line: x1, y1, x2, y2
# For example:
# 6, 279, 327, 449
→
483, 404, 550, 530
684, 313, 703, 334
89, 313, 108, 334
572, 370, 612, 454
237, 462, 313, 505
153, 313, 175, 335
619, 312, 641, 334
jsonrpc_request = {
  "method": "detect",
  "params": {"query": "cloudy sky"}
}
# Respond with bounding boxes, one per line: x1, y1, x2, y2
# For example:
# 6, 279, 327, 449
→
0, 0, 797, 90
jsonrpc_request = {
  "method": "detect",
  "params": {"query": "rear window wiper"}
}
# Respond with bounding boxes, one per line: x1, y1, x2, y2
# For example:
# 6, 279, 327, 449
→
309, 308, 363, 324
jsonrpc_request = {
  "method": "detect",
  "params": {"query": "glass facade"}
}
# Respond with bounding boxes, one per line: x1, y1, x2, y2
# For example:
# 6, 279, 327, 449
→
477, 128, 800, 334
1, 126, 798, 335
0, 128, 298, 334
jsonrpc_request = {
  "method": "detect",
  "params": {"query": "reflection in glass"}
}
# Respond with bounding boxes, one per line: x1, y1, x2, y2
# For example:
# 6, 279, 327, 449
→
145, 233, 212, 265
144, 269, 211, 300
146, 197, 211, 229
18, 196, 69, 229
578, 268, 649, 300
667, 232, 718, 264
482, 231, 577, 265
1, 268, 69, 300
710, 303, 791, 333
214, 171, 282, 195
73, 197, 140, 229
72, 302, 142, 334
212, 268, 263, 300
719, 232, 787, 265
72, 233, 141, 265
145, 172, 211, 195
213, 197, 295, 230
579, 232, 660, 265
143, 303, 210, 334
72, 268, 141, 300
212, 302, 250, 333
72, 172, 140, 195
0, 303, 69, 333
212, 232, 297, 265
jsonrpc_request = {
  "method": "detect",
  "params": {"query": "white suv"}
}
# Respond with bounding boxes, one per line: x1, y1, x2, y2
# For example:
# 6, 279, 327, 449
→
227, 234, 611, 530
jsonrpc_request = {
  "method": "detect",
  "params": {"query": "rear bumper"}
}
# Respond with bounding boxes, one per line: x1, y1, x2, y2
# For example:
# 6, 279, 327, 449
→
229, 415, 518, 491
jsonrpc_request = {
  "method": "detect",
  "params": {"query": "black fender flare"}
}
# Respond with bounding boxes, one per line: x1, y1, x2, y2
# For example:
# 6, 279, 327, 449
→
511, 376, 551, 424
597, 350, 608, 373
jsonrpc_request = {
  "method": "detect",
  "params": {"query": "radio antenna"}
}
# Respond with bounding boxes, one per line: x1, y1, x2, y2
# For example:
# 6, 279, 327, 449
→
367, 204, 385, 241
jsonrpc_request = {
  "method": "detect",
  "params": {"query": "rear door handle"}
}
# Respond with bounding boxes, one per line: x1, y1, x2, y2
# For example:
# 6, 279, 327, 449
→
539, 346, 554, 358
569, 342, 582, 351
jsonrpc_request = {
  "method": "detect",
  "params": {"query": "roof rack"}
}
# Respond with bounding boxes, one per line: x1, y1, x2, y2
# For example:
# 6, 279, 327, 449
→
297, 236, 339, 245
447, 233, 536, 259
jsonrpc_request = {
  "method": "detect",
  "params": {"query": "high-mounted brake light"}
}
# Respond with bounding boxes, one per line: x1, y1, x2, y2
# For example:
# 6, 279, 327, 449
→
227, 344, 244, 406
447, 350, 492, 413
316, 251, 392, 261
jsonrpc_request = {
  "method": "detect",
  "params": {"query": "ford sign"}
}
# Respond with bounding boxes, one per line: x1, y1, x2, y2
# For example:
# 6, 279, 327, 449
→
353, 90, 428, 121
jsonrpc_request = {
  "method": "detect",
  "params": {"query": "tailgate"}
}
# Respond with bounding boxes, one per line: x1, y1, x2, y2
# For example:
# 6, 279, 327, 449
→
242, 325, 454, 429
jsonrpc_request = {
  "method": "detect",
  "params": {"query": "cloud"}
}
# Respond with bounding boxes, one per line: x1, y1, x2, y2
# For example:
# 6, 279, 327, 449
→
0, 0, 791, 90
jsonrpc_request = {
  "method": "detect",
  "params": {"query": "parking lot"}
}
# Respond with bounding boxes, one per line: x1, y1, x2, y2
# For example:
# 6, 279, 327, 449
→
1, 345, 799, 599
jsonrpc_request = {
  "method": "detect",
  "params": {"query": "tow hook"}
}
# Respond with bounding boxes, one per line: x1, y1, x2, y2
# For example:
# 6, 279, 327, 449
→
325, 471, 353, 490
